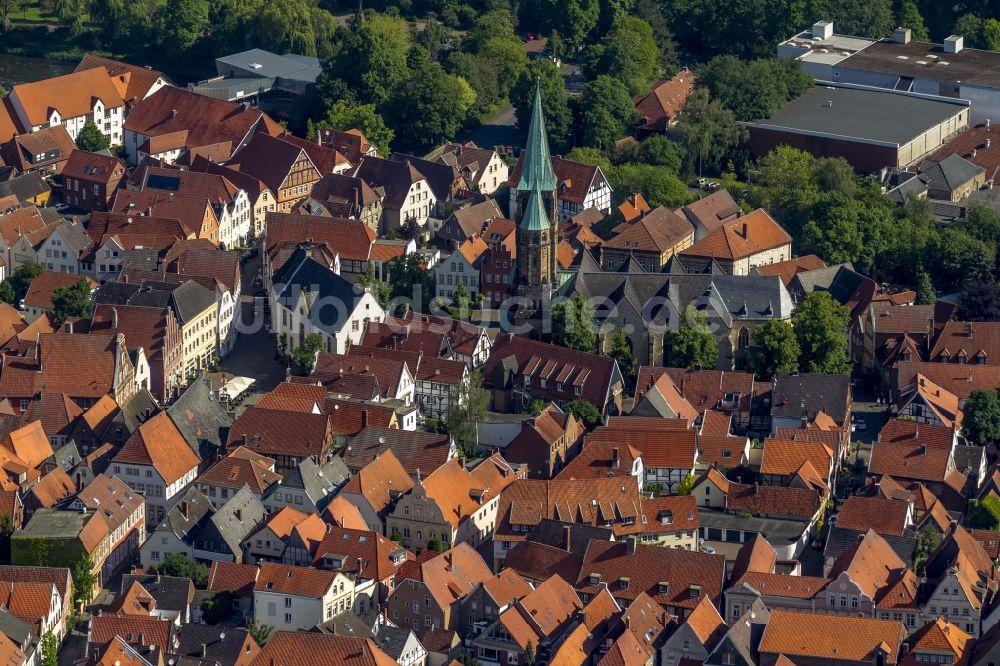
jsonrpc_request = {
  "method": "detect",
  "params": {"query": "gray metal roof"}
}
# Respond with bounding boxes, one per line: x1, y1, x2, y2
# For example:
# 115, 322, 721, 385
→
167, 377, 233, 456
277, 457, 350, 509
919, 154, 985, 193
771, 373, 851, 422
824, 527, 916, 568
215, 49, 320, 83
698, 509, 808, 547
206, 485, 267, 555
272, 249, 367, 332
121, 574, 193, 613
748, 84, 968, 146
175, 625, 255, 665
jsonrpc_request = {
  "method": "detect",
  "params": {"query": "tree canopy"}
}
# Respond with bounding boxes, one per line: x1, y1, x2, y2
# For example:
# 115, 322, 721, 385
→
552, 296, 597, 353
76, 121, 111, 151
51, 279, 95, 323
667, 306, 718, 370
791, 292, 851, 375
746, 320, 799, 380
963, 389, 1000, 446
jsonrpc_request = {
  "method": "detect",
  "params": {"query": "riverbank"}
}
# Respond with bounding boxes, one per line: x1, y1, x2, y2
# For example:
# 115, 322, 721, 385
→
0, 53, 76, 88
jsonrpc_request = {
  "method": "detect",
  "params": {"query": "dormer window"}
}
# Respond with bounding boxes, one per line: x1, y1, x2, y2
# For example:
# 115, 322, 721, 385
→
574, 385, 582, 396
540, 378, 547, 388
524, 375, 531, 387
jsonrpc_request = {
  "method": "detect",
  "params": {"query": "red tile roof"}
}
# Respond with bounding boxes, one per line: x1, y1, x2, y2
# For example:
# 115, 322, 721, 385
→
680, 209, 790, 261
24, 271, 96, 312
835, 496, 910, 536
113, 411, 199, 484
12, 68, 124, 126
227, 405, 331, 461
760, 609, 903, 664
207, 560, 259, 598
249, 630, 397, 666
634, 69, 696, 133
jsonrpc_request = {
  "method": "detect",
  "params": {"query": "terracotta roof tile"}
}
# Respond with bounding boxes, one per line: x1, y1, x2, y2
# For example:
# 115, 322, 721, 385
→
575, 539, 725, 612
726, 483, 822, 519
341, 427, 451, 478
113, 411, 199, 484
4, 420, 54, 470
759, 609, 903, 664
12, 68, 124, 127
677, 189, 741, 234
606, 206, 693, 254
27, 468, 75, 509
635, 69, 696, 132
339, 450, 414, 515
75, 55, 167, 103
207, 560, 258, 598
227, 405, 331, 461
249, 630, 397, 666
870, 420, 955, 482
680, 209, 790, 261
755, 255, 827, 285
899, 618, 970, 666
255, 562, 336, 597
89, 615, 172, 653
586, 424, 696, 470
197, 451, 281, 495
110, 580, 156, 616
24, 271, 96, 312
835, 496, 910, 537
759, 438, 832, 478
828, 529, 906, 600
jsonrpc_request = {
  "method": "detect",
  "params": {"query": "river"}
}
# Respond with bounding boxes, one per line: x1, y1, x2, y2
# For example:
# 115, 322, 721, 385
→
0, 53, 75, 89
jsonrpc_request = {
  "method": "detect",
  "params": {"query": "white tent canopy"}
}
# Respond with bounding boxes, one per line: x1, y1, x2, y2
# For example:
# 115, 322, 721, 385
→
219, 376, 254, 400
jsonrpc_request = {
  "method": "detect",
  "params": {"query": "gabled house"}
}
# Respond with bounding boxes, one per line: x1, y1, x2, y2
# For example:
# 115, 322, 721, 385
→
312, 526, 411, 613
386, 543, 492, 636
635, 68, 697, 134
509, 155, 612, 221
660, 595, 725, 666
758, 609, 905, 666
603, 206, 694, 273
300, 173, 383, 231
111, 411, 200, 524
386, 454, 516, 551
352, 157, 437, 234
253, 562, 355, 631
226, 133, 321, 214
337, 450, 414, 534
504, 403, 585, 479
61, 151, 126, 212
122, 86, 282, 165
74, 55, 170, 113
9, 68, 125, 143
470, 574, 583, 666
436, 143, 509, 195
259, 456, 349, 515
195, 447, 282, 509
23, 271, 96, 324
679, 208, 793, 276
897, 373, 964, 428
484, 333, 624, 416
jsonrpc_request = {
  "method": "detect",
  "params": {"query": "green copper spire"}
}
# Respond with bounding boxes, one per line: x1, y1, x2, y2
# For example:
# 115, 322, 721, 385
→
520, 187, 551, 231
515, 83, 557, 192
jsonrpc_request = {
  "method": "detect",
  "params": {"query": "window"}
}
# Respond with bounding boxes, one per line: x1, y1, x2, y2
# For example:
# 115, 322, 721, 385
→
284, 613, 292, 624
151, 551, 160, 560
284, 598, 292, 608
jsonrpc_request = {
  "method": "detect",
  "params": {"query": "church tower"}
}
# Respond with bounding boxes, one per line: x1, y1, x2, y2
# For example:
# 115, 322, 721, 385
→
514, 85, 559, 314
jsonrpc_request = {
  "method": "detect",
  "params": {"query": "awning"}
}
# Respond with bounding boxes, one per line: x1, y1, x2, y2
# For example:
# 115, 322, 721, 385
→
219, 376, 254, 400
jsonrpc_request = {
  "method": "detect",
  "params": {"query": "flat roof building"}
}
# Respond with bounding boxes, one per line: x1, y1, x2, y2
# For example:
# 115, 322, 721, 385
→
744, 82, 970, 171
780, 21, 1000, 123
189, 49, 321, 105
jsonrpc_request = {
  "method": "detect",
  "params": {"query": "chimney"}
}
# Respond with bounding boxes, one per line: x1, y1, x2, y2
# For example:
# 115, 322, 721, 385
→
180, 501, 189, 519
741, 221, 748, 238
812, 20, 833, 40
894, 27, 912, 44
112, 306, 119, 329
563, 525, 572, 551
944, 35, 964, 54
625, 535, 637, 555
200, 643, 207, 658
612, 447, 620, 470
968, 322, 974, 338
235, 509, 243, 521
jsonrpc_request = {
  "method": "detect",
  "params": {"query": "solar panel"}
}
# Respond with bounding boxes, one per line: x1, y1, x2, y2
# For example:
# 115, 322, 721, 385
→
146, 174, 182, 191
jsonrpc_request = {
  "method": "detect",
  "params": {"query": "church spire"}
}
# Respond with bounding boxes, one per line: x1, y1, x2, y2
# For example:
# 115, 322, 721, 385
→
515, 83, 557, 192
519, 187, 551, 231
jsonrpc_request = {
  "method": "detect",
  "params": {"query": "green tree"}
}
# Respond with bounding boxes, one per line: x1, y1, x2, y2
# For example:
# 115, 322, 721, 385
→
446, 370, 489, 457
0, 281, 14, 305
357, 263, 390, 309
250, 0, 319, 56
248, 623, 273, 646
510, 60, 572, 153
0, 0, 22, 32
608, 164, 690, 208
75, 121, 111, 152
522, 0, 598, 49
200, 590, 234, 624
913, 524, 940, 572
524, 641, 536, 666
156, 553, 209, 588
667, 306, 718, 370
958, 280, 1000, 322
916, 270, 936, 305
386, 61, 476, 153
984, 18, 1000, 52
427, 535, 444, 553
963, 389, 1000, 446
673, 88, 746, 177
817, 0, 894, 39
792, 291, 851, 375
928, 228, 995, 293
157, 0, 209, 55
326, 12, 411, 106
896, 1, 929, 41
319, 99, 394, 156
954, 14, 984, 49
676, 472, 696, 495
552, 296, 597, 353
290, 333, 323, 375
578, 75, 638, 150
746, 320, 799, 381
592, 16, 660, 95
462, 9, 517, 52
563, 147, 611, 172
697, 56, 812, 122
564, 399, 602, 428
478, 37, 528, 95
72, 556, 97, 605
387, 253, 436, 311
416, 17, 451, 60
968, 496, 1000, 530
41, 631, 57, 666
51, 279, 95, 323
8, 263, 41, 303
608, 329, 636, 387
642, 481, 665, 496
